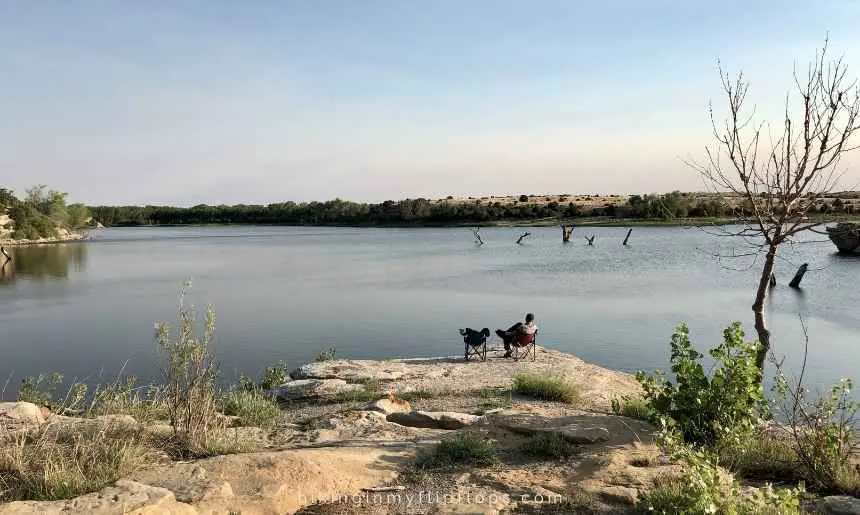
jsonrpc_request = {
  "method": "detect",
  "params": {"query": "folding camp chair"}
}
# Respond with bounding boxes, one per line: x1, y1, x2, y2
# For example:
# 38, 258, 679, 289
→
460, 328, 489, 361
512, 331, 537, 361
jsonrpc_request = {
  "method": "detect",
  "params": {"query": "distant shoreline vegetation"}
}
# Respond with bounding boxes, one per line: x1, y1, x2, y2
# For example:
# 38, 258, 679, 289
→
88, 191, 859, 228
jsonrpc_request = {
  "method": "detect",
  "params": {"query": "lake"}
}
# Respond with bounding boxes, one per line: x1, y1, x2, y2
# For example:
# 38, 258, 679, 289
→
1, 225, 858, 394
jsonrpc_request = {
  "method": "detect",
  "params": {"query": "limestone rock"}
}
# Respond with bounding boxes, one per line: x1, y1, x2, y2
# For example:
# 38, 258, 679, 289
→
484, 410, 655, 445
387, 411, 481, 430
366, 397, 412, 415
291, 360, 409, 382
0, 402, 45, 425
0, 480, 196, 515
272, 378, 363, 400
821, 496, 860, 515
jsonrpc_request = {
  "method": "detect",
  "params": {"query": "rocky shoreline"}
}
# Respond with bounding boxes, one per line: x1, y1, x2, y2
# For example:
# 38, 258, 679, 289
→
0, 229, 87, 247
1, 346, 856, 514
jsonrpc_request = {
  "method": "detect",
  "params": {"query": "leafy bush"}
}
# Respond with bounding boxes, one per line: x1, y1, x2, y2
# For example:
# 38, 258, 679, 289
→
512, 373, 581, 404
415, 433, 497, 469
221, 390, 281, 429
17, 373, 63, 408
638, 433, 804, 514
635, 322, 764, 445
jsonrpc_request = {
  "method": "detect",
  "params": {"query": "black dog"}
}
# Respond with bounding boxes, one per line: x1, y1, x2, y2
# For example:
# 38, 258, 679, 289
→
459, 327, 490, 347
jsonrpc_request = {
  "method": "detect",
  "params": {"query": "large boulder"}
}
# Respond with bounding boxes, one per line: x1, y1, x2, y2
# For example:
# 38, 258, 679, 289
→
365, 397, 412, 415
386, 411, 481, 430
271, 379, 363, 400
820, 496, 860, 515
0, 402, 46, 425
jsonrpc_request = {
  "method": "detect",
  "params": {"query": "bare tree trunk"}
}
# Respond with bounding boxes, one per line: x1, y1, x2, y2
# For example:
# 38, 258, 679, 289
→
622, 228, 633, 246
752, 244, 778, 370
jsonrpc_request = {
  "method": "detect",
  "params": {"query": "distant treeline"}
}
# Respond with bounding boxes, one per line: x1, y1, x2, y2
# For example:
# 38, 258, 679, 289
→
87, 191, 856, 227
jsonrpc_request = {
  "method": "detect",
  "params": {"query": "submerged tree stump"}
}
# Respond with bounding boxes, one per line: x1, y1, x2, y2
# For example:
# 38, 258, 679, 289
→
562, 225, 574, 243
789, 263, 809, 288
471, 227, 484, 246
622, 228, 633, 246
516, 232, 531, 245
585, 235, 596, 246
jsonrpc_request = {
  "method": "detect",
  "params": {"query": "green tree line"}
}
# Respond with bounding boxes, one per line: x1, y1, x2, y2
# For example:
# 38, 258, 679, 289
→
1, 185, 89, 239
86, 192, 737, 227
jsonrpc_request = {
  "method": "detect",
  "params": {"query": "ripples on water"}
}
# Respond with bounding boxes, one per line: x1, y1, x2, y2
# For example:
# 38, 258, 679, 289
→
0, 226, 857, 393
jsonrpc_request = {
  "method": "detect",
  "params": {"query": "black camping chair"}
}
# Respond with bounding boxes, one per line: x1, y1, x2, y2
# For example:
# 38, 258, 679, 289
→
460, 328, 490, 361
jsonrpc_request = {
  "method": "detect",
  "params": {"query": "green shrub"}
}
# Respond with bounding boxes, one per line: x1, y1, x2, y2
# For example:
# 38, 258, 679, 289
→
221, 390, 281, 429
415, 433, 497, 469
315, 347, 337, 362
520, 433, 578, 459
154, 283, 223, 449
512, 373, 581, 404
611, 396, 652, 421
17, 373, 63, 409
635, 322, 764, 446
638, 436, 803, 514
260, 361, 289, 390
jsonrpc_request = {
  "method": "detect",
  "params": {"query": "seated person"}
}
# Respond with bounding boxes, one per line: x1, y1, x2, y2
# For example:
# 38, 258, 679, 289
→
496, 313, 538, 358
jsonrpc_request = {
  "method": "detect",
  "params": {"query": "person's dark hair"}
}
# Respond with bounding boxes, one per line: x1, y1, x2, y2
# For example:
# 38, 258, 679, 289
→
525, 313, 535, 323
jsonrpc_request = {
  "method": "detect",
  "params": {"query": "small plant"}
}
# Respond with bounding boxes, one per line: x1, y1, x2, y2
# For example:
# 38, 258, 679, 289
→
512, 373, 581, 404
635, 322, 765, 446
520, 432, 578, 459
155, 282, 223, 450
17, 373, 63, 409
259, 360, 289, 390
611, 396, 652, 421
315, 347, 337, 362
415, 432, 497, 469
221, 390, 281, 429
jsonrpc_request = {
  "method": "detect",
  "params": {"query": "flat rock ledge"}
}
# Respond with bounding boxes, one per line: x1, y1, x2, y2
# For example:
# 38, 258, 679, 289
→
288, 346, 643, 411
819, 495, 860, 515
271, 378, 363, 400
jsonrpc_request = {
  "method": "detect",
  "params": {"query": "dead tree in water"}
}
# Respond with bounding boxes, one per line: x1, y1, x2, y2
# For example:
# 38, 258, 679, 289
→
769, 273, 777, 289
516, 232, 531, 245
622, 228, 633, 246
688, 40, 860, 375
471, 227, 484, 246
561, 225, 574, 243
585, 235, 596, 246
0, 246, 11, 264
789, 263, 809, 288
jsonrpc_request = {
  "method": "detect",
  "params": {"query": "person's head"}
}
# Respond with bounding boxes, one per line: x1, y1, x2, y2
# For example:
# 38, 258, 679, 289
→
525, 313, 535, 324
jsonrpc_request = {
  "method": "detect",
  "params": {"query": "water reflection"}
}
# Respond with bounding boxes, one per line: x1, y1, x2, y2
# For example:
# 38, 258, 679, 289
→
0, 244, 87, 285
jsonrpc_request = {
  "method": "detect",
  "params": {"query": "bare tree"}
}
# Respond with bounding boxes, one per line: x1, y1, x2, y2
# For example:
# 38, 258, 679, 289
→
689, 39, 860, 373
471, 227, 484, 246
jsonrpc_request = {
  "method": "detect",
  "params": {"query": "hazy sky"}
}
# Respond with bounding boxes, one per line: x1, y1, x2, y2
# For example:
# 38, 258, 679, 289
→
2, 1, 860, 205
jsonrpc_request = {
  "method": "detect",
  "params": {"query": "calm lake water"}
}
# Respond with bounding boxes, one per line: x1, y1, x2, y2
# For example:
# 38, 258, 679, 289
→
1, 226, 858, 394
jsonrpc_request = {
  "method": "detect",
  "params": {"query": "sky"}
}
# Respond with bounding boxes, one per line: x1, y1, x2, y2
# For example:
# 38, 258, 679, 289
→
1, 1, 860, 206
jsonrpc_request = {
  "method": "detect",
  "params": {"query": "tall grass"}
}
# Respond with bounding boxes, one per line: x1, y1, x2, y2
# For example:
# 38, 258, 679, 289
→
512, 373, 581, 404
0, 422, 151, 502
221, 390, 281, 429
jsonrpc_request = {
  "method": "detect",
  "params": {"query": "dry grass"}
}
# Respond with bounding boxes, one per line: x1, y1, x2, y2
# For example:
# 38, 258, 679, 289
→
415, 432, 497, 469
0, 422, 151, 502
519, 433, 578, 459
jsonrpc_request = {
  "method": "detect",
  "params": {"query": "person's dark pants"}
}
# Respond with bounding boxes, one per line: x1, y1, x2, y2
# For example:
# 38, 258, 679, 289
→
496, 323, 523, 353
